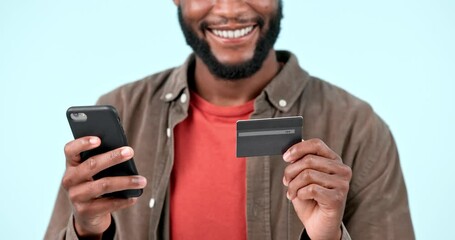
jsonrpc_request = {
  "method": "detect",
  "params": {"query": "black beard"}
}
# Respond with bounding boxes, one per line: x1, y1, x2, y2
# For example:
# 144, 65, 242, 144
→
177, 2, 283, 80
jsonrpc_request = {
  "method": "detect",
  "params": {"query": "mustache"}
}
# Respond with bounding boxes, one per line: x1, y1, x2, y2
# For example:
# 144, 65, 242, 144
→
200, 16, 265, 30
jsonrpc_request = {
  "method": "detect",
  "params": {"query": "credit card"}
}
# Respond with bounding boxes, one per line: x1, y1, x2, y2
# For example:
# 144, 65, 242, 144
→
236, 116, 303, 157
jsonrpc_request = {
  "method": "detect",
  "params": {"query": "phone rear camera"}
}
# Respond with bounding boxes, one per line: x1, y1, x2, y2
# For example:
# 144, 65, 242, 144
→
70, 112, 87, 122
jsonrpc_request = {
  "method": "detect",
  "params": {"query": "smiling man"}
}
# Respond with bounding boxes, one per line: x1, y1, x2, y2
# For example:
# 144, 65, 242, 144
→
46, 1, 415, 240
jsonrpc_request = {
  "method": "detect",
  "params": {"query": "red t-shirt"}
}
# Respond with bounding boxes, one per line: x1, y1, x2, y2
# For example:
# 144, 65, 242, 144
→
171, 92, 254, 240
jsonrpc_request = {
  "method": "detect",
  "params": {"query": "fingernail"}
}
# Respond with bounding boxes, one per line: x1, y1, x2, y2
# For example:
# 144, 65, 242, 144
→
286, 191, 291, 200
89, 137, 98, 145
132, 176, 147, 185
121, 148, 132, 157
283, 150, 291, 162
282, 176, 289, 187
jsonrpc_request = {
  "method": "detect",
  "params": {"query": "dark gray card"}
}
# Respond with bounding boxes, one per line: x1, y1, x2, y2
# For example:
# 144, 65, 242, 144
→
236, 116, 303, 157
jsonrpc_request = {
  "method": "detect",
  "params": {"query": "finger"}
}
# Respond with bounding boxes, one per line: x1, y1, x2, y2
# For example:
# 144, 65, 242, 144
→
283, 154, 348, 186
283, 138, 339, 163
64, 147, 134, 185
64, 137, 101, 167
74, 197, 138, 219
286, 169, 344, 200
68, 175, 147, 202
293, 184, 347, 208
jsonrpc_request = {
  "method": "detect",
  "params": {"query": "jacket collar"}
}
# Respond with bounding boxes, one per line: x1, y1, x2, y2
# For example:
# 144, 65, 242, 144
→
262, 51, 310, 112
161, 51, 310, 112
160, 55, 194, 102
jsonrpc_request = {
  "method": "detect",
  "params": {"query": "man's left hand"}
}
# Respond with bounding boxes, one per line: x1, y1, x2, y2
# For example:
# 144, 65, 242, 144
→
283, 139, 352, 240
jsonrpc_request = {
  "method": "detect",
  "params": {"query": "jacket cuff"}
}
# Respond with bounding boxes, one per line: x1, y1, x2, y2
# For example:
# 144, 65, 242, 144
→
340, 223, 351, 240
299, 222, 351, 240
63, 214, 117, 240
64, 214, 80, 240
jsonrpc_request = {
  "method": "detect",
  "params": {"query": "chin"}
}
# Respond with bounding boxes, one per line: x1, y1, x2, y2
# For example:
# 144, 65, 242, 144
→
215, 55, 255, 66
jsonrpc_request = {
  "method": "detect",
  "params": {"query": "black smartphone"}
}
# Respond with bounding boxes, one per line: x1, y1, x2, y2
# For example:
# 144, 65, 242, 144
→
66, 105, 143, 198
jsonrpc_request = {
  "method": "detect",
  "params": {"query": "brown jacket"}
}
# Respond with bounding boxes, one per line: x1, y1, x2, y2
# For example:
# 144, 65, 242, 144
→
45, 51, 415, 240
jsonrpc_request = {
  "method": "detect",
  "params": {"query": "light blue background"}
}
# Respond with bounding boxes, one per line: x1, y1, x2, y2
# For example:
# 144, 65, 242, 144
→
1, 1, 454, 239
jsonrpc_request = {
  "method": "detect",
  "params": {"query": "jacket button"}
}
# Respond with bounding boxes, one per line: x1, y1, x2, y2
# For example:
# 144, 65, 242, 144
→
166, 128, 171, 138
165, 93, 173, 100
180, 93, 187, 103
279, 99, 287, 107
149, 198, 155, 208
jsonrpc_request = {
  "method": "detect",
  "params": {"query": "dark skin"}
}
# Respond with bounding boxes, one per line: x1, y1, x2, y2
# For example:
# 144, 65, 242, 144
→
62, 1, 351, 239
62, 137, 147, 239
283, 139, 352, 240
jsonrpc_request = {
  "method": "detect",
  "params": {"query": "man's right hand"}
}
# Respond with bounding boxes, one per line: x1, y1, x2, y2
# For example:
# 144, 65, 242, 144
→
62, 136, 147, 238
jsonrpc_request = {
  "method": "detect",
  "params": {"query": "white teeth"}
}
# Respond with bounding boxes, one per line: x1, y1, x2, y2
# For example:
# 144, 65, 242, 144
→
212, 26, 254, 39
236, 29, 245, 38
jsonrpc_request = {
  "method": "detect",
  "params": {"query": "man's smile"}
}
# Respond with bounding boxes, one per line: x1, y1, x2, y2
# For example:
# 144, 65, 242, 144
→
209, 25, 256, 39
205, 23, 260, 50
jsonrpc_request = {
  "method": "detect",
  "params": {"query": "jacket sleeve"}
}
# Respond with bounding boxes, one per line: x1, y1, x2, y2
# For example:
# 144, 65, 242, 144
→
300, 223, 352, 240
44, 185, 80, 240
44, 184, 117, 240
341, 113, 415, 239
